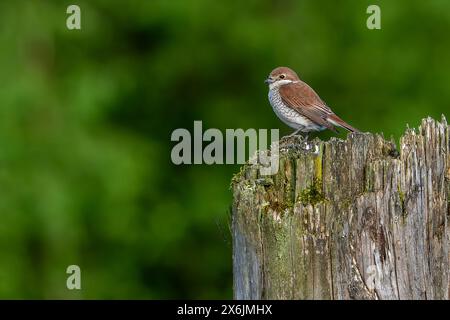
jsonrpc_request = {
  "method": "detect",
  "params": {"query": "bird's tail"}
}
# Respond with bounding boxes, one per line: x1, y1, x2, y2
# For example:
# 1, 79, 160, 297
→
327, 114, 360, 133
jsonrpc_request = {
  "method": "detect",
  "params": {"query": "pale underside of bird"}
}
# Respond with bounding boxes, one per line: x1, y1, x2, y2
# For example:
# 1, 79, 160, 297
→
265, 66, 360, 136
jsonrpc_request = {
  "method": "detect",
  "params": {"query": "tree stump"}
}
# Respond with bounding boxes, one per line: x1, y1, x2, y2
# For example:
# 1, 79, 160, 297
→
231, 117, 449, 300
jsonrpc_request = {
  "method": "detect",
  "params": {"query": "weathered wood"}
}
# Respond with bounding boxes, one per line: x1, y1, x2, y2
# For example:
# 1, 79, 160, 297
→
231, 116, 449, 300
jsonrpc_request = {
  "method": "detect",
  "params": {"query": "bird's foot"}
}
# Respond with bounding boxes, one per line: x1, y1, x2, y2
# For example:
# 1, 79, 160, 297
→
288, 129, 309, 141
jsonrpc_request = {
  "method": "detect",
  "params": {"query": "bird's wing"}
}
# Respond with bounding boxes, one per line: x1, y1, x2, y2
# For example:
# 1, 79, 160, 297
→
278, 81, 337, 132
327, 113, 360, 133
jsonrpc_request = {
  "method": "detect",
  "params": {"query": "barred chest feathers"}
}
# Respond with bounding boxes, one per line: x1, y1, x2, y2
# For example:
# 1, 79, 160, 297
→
268, 88, 325, 132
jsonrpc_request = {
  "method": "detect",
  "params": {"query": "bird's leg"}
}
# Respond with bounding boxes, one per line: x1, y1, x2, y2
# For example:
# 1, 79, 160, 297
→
288, 128, 302, 137
303, 132, 309, 141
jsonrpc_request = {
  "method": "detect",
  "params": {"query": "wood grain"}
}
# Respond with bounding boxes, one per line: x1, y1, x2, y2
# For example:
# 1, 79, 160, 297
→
231, 117, 449, 300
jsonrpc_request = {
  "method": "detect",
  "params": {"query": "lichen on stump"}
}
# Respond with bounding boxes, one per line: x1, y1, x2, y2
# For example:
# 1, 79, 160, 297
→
231, 116, 449, 300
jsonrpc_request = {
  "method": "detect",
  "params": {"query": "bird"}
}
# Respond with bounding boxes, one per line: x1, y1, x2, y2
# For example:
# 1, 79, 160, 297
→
265, 66, 360, 138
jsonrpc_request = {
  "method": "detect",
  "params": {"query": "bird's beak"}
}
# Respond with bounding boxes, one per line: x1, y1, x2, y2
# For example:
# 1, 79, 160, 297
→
265, 78, 274, 85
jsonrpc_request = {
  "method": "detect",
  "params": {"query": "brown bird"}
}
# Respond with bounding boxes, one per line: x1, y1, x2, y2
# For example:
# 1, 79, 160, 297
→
265, 66, 360, 137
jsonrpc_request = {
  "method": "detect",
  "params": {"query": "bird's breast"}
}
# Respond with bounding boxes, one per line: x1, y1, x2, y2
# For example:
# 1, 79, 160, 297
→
268, 89, 320, 131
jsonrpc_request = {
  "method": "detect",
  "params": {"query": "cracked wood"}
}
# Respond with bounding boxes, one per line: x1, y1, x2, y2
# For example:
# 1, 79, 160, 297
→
231, 116, 449, 300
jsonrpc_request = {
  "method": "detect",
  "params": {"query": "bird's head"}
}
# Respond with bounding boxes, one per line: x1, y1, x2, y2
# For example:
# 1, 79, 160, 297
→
265, 67, 300, 89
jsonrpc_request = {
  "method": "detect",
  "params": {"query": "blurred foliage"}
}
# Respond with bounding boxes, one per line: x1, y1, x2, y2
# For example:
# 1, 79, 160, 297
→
0, 0, 448, 298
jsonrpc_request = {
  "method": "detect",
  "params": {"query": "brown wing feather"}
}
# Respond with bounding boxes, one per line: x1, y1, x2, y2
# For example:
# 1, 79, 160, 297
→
279, 81, 337, 132
327, 114, 360, 133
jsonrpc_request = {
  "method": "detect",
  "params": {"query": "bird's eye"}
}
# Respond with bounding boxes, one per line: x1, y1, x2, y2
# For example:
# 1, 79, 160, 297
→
280, 74, 285, 79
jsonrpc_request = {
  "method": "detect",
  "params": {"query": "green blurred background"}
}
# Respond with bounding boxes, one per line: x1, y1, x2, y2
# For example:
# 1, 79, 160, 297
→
0, 0, 448, 298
